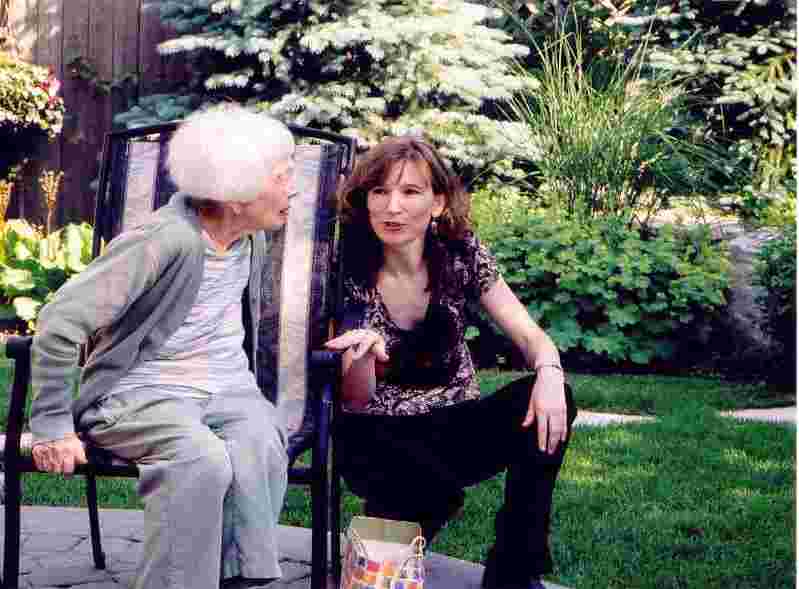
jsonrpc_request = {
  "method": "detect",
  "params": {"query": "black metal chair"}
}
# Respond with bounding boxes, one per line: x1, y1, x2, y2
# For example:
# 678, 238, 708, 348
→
1, 121, 355, 589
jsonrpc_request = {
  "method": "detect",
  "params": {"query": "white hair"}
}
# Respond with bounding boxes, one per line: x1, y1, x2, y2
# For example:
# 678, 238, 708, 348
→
167, 104, 295, 202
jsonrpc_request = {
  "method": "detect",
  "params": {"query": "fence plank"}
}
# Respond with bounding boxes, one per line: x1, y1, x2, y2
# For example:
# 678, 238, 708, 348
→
34, 0, 64, 227
6, 0, 37, 61
139, 0, 164, 94
65, 0, 117, 227
90, 0, 114, 126
59, 0, 92, 225
5, 0, 44, 223
36, 0, 61, 72
112, 0, 140, 117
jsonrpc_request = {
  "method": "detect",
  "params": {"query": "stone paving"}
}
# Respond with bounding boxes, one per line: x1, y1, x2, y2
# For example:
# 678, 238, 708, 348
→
0, 506, 569, 589
719, 406, 796, 423
574, 406, 796, 427
1, 406, 792, 589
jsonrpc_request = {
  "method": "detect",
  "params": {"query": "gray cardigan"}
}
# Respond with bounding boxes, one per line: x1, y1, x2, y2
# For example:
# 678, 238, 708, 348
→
30, 193, 267, 443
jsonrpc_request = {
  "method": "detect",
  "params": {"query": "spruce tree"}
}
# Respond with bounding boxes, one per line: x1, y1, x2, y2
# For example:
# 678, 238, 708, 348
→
117, 0, 537, 183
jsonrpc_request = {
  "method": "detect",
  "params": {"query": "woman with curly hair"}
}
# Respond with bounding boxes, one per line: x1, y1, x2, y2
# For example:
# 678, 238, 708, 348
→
326, 136, 577, 589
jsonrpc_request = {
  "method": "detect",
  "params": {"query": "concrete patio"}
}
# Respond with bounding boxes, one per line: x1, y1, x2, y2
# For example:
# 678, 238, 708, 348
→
0, 506, 570, 589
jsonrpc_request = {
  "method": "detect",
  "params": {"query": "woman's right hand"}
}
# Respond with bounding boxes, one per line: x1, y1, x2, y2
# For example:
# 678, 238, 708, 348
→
324, 329, 389, 362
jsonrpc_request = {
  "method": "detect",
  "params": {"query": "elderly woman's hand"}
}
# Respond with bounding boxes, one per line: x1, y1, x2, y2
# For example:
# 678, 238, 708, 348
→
325, 329, 389, 362
523, 366, 568, 454
32, 433, 88, 476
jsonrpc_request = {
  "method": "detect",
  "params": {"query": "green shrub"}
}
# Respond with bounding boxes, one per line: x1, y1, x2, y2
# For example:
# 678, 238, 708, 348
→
476, 212, 730, 365
0, 219, 93, 331
754, 225, 796, 386
732, 186, 797, 229
470, 182, 536, 231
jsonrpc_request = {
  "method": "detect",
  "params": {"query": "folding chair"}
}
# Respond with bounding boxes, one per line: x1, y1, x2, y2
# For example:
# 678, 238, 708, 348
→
1, 120, 355, 589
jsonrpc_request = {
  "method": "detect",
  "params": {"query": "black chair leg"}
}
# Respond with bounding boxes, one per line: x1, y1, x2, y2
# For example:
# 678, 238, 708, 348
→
330, 430, 341, 587
3, 467, 22, 589
85, 474, 106, 570
330, 458, 341, 587
311, 454, 330, 589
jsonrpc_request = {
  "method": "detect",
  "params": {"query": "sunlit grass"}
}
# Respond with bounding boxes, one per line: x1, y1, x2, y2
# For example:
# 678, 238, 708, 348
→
479, 369, 795, 414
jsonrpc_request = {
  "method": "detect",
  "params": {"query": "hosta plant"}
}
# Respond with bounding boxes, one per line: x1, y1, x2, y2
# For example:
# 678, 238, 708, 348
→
0, 219, 93, 331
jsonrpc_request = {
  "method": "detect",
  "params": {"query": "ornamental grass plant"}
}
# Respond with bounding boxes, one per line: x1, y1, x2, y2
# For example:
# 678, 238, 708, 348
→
504, 21, 729, 228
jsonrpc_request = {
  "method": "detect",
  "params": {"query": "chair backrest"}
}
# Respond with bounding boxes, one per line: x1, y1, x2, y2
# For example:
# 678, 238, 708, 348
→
94, 121, 355, 443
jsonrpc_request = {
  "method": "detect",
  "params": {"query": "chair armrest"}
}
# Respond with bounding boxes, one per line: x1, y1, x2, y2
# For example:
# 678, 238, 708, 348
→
309, 349, 341, 405
309, 349, 341, 373
3, 336, 33, 461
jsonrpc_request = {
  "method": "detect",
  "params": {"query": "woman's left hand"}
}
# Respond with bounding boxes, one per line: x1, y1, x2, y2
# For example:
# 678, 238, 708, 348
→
522, 366, 568, 454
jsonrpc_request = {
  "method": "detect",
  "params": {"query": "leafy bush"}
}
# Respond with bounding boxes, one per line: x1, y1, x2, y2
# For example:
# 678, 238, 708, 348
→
475, 212, 730, 366
729, 185, 797, 229
754, 225, 796, 386
470, 182, 536, 231
0, 219, 93, 331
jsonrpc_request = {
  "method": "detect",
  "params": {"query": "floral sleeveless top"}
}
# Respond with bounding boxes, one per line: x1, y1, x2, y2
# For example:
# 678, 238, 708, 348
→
342, 232, 500, 416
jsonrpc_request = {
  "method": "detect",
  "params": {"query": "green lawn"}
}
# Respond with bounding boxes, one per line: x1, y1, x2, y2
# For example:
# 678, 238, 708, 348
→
1, 361, 794, 588
479, 369, 796, 414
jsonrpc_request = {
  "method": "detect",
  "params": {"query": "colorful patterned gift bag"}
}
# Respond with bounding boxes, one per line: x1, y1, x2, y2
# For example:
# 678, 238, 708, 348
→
340, 516, 426, 589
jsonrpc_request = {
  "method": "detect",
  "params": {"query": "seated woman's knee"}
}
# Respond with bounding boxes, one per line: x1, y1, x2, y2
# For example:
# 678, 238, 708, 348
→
247, 422, 287, 469
234, 407, 286, 457
177, 435, 234, 491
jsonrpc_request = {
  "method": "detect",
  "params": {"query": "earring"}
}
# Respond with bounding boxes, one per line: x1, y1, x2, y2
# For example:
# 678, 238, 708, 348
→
431, 216, 439, 236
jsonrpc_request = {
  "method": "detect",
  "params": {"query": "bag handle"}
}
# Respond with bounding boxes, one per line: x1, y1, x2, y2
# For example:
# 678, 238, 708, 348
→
346, 527, 427, 578
346, 525, 369, 558
390, 536, 426, 586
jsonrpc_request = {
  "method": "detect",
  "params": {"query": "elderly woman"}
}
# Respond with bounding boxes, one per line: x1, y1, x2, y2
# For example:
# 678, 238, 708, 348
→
29, 106, 296, 589
325, 137, 577, 589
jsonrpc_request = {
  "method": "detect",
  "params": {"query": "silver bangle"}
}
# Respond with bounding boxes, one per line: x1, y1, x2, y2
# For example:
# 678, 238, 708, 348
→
534, 362, 564, 372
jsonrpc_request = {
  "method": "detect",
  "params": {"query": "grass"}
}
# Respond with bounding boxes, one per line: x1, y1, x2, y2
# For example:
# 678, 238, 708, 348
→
479, 369, 796, 414
1, 361, 794, 588
432, 405, 795, 589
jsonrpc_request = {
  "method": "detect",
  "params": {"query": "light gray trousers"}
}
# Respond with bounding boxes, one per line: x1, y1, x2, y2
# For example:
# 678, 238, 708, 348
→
79, 385, 288, 589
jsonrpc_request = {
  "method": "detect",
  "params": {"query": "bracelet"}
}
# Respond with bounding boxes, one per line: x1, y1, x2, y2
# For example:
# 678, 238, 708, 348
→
533, 362, 564, 373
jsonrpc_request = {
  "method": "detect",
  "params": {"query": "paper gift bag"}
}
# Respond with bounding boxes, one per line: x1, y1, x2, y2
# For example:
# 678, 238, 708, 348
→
340, 516, 426, 589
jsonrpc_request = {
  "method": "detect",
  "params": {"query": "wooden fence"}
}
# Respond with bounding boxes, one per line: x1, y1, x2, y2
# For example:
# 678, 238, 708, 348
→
6, 0, 187, 227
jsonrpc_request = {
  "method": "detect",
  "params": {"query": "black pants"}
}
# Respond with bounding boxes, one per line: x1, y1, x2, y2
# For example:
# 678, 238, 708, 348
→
335, 375, 578, 585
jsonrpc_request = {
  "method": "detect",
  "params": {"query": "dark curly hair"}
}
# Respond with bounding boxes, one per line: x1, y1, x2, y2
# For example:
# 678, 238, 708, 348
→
338, 137, 473, 296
